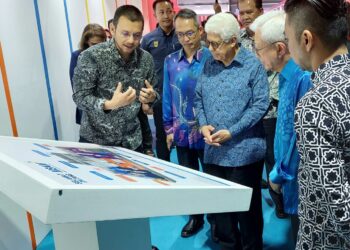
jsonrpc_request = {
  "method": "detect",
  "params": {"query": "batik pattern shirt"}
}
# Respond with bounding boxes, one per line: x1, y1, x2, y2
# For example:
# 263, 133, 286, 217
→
294, 54, 350, 248
163, 47, 211, 149
195, 47, 269, 167
73, 39, 157, 150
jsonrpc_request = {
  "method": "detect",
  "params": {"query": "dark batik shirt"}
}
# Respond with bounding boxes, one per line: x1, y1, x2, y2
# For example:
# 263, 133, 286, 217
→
294, 54, 350, 236
73, 39, 157, 150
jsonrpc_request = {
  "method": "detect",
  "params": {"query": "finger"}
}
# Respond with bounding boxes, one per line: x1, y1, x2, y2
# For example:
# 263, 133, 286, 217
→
208, 125, 215, 132
144, 80, 152, 88
130, 89, 136, 99
141, 88, 152, 95
116, 82, 122, 93
124, 87, 133, 96
211, 132, 221, 140
139, 90, 149, 98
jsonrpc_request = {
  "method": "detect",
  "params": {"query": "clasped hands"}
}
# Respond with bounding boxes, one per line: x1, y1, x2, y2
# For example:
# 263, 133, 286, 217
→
104, 80, 156, 110
200, 125, 232, 147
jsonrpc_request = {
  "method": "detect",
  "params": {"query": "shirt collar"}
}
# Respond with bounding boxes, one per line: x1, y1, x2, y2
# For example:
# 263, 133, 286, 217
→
177, 46, 205, 63
211, 47, 246, 67
156, 26, 175, 37
311, 53, 350, 86
109, 39, 138, 65
228, 47, 246, 66
280, 58, 298, 82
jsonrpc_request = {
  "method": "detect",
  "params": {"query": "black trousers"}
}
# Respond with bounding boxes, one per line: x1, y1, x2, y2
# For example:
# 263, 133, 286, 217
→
290, 214, 299, 248
176, 146, 205, 222
203, 161, 264, 250
262, 118, 277, 181
137, 107, 153, 152
153, 102, 170, 161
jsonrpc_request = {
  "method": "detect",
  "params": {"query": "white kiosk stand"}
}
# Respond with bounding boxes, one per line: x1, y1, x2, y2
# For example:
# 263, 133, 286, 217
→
0, 136, 252, 250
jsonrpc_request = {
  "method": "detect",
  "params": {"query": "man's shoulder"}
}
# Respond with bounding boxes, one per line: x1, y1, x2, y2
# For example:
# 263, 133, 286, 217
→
239, 47, 261, 66
142, 28, 160, 42
138, 48, 154, 64
81, 41, 112, 58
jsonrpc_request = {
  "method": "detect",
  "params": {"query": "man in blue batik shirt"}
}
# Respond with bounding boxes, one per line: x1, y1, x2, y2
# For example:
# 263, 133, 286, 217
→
251, 11, 312, 247
141, 0, 182, 162
195, 13, 269, 250
162, 9, 211, 238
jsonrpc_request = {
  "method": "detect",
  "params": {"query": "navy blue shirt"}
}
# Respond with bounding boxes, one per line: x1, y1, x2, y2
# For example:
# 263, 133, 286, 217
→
141, 26, 181, 94
195, 47, 269, 167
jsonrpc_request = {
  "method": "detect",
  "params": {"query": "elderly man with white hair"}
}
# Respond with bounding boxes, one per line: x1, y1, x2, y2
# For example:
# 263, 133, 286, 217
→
195, 12, 269, 250
251, 11, 312, 247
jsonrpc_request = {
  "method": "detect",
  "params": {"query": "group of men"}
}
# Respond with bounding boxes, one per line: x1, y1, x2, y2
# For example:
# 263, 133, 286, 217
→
72, 0, 350, 249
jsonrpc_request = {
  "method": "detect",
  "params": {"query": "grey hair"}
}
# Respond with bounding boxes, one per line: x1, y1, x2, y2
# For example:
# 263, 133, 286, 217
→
205, 13, 240, 42
250, 10, 286, 44
174, 8, 199, 28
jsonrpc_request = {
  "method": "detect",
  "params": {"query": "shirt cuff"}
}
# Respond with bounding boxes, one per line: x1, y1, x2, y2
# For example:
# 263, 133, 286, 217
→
269, 162, 285, 185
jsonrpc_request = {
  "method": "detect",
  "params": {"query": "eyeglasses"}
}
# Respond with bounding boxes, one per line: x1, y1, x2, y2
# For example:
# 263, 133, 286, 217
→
206, 40, 227, 50
255, 41, 284, 55
119, 31, 142, 41
176, 30, 197, 39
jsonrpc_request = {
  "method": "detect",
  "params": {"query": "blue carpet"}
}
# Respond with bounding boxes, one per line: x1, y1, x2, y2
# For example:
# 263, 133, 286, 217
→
37, 149, 293, 250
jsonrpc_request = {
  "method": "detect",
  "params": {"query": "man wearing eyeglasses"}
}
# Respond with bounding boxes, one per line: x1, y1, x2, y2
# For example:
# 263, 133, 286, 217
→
141, 0, 182, 162
238, 1, 283, 202
73, 5, 158, 153
250, 10, 312, 248
195, 13, 269, 250
162, 9, 211, 238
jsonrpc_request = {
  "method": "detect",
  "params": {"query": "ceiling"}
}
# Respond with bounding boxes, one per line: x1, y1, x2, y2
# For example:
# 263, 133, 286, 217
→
177, 0, 284, 15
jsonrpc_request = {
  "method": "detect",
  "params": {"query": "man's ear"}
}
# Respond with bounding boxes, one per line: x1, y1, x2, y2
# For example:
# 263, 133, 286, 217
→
231, 37, 238, 47
110, 23, 115, 33
301, 30, 314, 53
277, 42, 288, 58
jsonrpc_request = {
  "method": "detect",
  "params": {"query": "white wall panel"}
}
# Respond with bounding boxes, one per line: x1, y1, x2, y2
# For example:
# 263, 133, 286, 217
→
66, 0, 87, 51
0, 73, 12, 137
0, 0, 54, 139
37, 0, 79, 141
88, 0, 106, 27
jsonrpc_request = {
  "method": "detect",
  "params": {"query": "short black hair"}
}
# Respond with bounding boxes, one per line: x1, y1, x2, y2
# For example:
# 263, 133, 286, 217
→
238, 0, 263, 9
284, 0, 347, 51
174, 9, 199, 28
152, 0, 174, 12
113, 5, 144, 29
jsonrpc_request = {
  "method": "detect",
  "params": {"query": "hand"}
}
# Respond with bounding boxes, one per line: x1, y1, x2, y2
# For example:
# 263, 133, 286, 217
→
139, 80, 156, 104
269, 180, 282, 194
104, 82, 136, 110
142, 103, 153, 115
210, 129, 231, 146
201, 125, 221, 146
166, 134, 174, 150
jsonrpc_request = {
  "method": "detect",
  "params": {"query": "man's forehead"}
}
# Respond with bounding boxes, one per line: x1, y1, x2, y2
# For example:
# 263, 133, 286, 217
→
239, 0, 257, 10
156, 2, 173, 10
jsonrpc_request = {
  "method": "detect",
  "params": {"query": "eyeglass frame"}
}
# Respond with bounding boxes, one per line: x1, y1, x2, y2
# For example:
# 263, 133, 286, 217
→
119, 30, 143, 41
206, 38, 232, 50
176, 29, 198, 40
255, 40, 286, 55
